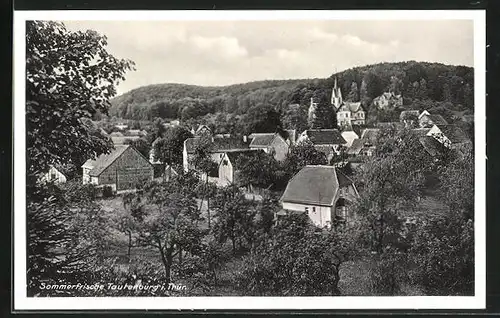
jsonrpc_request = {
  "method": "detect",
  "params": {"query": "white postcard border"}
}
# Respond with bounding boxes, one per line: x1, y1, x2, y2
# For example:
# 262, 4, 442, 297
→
13, 9, 486, 310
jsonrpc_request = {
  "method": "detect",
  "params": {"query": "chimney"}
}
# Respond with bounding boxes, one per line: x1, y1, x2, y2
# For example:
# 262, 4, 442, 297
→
243, 135, 247, 143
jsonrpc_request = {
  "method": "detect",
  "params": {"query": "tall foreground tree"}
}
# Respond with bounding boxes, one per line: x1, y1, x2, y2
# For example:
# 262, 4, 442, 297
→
26, 22, 134, 295
26, 21, 134, 178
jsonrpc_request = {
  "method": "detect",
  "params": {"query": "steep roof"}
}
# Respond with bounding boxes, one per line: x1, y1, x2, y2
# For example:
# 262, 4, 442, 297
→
347, 139, 364, 155
82, 145, 130, 177
338, 102, 363, 113
436, 125, 470, 144
427, 114, 448, 125
419, 136, 447, 157
185, 137, 250, 154
280, 165, 353, 206
304, 129, 347, 145
411, 128, 431, 137
360, 128, 380, 142
249, 133, 276, 147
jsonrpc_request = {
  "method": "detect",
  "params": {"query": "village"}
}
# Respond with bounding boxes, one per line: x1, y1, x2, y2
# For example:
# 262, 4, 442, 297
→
25, 19, 476, 299
42, 77, 472, 230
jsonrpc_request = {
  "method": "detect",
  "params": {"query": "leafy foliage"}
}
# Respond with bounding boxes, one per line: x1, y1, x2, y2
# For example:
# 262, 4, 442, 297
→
237, 214, 358, 296
26, 21, 134, 177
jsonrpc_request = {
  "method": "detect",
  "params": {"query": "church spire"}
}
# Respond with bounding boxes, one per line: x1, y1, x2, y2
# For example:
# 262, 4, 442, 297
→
331, 76, 342, 109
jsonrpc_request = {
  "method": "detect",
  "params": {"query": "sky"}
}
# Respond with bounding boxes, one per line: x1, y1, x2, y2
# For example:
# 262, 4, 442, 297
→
63, 19, 474, 96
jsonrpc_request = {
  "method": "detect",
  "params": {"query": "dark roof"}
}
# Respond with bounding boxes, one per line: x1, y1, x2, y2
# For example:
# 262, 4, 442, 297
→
185, 137, 250, 154
249, 133, 276, 147
280, 165, 353, 206
427, 114, 448, 125
304, 129, 347, 145
360, 128, 380, 142
436, 125, 470, 144
347, 139, 364, 155
225, 149, 263, 169
419, 136, 447, 157
83, 145, 130, 177
411, 128, 431, 137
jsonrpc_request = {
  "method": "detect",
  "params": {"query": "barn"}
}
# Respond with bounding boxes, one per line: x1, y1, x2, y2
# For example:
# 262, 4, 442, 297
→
82, 145, 154, 192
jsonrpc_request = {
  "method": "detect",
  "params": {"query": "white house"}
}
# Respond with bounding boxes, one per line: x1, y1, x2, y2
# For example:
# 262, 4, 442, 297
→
336, 102, 366, 127
39, 165, 68, 184
280, 165, 360, 228
248, 132, 290, 161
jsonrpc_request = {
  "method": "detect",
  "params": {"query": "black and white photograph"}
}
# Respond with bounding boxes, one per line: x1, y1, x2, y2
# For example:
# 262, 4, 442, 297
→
14, 10, 485, 310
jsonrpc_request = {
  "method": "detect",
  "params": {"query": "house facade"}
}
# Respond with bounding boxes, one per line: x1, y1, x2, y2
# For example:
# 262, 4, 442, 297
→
39, 165, 68, 184
337, 102, 366, 127
183, 136, 251, 172
248, 132, 289, 161
296, 129, 347, 161
82, 145, 153, 192
218, 150, 262, 187
373, 91, 403, 110
280, 165, 359, 228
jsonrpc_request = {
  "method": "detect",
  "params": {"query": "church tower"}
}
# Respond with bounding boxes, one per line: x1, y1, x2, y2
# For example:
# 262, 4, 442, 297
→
331, 77, 343, 110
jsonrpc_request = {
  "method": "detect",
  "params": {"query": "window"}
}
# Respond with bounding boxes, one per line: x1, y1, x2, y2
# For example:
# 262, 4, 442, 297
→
305, 207, 309, 213
222, 160, 228, 166
312, 207, 316, 213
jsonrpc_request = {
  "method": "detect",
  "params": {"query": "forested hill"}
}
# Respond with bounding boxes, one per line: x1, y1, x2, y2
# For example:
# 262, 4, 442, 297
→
109, 79, 316, 120
108, 61, 474, 133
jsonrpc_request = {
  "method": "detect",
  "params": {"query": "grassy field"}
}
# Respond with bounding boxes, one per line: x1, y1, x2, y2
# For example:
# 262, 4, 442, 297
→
95, 192, 436, 296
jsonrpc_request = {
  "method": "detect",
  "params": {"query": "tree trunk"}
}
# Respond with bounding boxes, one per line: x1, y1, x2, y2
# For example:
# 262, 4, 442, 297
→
127, 231, 132, 263
207, 196, 211, 230
158, 243, 174, 285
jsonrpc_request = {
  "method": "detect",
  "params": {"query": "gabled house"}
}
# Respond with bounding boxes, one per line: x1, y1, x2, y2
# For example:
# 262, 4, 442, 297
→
190, 125, 212, 137
373, 91, 403, 110
218, 149, 264, 187
82, 145, 154, 192
428, 124, 471, 150
280, 165, 360, 228
336, 102, 366, 127
296, 129, 347, 161
418, 111, 448, 128
346, 128, 380, 158
248, 132, 289, 161
183, 136, 251, 172
39, 165, 69, 184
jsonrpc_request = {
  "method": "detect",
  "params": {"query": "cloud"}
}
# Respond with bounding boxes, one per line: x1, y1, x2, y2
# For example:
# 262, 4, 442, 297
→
188, 35, 248, 58
61, 19, 474, 95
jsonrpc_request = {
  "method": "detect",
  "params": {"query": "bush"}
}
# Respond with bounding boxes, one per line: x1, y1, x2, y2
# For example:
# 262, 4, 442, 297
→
368, 250, 408, 295
102, 185, 114, 198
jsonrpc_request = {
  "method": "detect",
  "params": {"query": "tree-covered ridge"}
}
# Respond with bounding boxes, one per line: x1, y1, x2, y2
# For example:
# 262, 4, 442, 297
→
109, 79, 316, 120
109, 61, 474, 127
